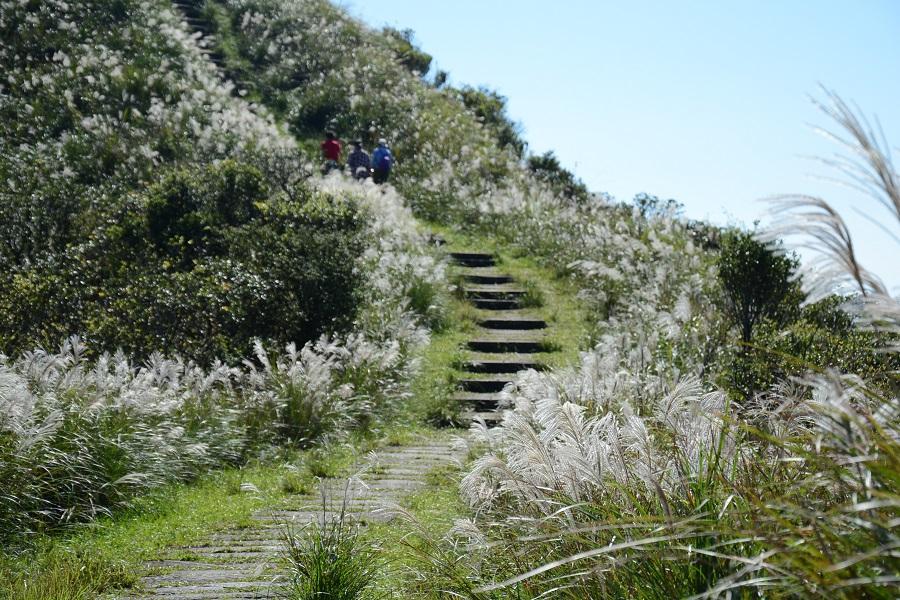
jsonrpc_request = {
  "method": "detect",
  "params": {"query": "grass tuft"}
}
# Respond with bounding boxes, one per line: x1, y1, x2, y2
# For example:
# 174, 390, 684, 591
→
282, 510, 381, 600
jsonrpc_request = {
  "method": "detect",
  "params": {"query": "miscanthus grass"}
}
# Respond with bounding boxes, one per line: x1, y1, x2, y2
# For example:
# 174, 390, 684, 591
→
0, 326, 414, 545
439, 93, 900, 598
281, 485, 382, 600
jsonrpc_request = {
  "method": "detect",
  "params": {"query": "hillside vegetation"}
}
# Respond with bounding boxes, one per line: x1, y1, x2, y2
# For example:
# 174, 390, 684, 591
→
1, 0, 898, 598
0, 0, 445, 547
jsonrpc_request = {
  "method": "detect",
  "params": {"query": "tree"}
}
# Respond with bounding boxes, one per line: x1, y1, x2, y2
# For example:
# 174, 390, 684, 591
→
717, 230, 802, 343
457, 86, 526, 158
383, 27, 432, 76
433, 69, 448, 89
527, 151, 590, 202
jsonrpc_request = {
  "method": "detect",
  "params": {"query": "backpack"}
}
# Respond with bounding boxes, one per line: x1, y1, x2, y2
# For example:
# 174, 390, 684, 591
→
377, 149, 392, 171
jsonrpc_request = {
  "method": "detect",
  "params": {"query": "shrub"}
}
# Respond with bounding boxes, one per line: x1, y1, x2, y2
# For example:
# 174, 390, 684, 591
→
527, 151, 590, 202
383, 27, 433, 76
717, 229, 803, 343
456, 86, 526, 158
720, 296, 900, 400
0, 162, 367, 364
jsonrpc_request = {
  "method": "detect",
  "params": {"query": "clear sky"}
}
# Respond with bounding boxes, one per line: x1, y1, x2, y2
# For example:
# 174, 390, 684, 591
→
341, 0, 900, 290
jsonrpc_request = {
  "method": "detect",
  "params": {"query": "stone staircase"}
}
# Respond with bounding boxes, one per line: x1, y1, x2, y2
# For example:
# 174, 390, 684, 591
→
450, 252, 549, 425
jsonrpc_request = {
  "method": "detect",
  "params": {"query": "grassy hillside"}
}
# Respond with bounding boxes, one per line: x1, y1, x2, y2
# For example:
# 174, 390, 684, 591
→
1, 0, 898, 597
189, 0, 555, 219
0, 0, 446, 547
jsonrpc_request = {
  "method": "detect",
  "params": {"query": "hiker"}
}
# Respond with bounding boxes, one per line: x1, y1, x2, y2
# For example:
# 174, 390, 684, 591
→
371, 138, 393, 184
320, 130, 342, 174
347, 140, 371, 180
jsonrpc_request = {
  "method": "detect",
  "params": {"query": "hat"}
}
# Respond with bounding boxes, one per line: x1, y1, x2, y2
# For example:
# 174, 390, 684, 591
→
378, 138, 387, 145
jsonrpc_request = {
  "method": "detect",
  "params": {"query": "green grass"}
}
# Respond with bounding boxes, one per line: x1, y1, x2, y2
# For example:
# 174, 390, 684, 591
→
402, 278, 478, 427
0, 443, 360, 599
362, 461, 472, 598
283, 511, 380, 600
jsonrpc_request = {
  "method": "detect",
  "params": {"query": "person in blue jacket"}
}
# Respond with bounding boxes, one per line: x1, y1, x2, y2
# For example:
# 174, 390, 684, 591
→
371, 138, 393, 184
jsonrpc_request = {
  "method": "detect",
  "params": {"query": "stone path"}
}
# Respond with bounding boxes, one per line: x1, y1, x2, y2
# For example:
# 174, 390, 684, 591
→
124, 249, 552, 598
123, 441, 464, 599
449, 252, 550, 424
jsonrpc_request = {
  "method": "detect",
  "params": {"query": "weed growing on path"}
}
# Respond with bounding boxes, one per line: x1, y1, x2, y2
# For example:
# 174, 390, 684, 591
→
283, 514, 381, 600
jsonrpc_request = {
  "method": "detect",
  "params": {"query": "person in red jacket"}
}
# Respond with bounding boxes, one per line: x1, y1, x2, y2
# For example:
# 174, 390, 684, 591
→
321, 130, 342, 174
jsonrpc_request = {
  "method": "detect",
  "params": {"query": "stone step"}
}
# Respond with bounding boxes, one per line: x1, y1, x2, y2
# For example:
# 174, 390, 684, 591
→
142, 569, 270, 585
464, 287, 525, 300
464, 273, 515, 285
462, 359, 546, 373
472, 330, 545, 341
479, 317, 546, 330
450, 252, 495, 267
146, 581, 285, 598
467, 339, 548, 353
471, 298, 521, 310
252, 510, 392, 523
457, 377, 512, 393
464, 410, 503, 425
452, 392, 503, 410
144, 592, 275, 599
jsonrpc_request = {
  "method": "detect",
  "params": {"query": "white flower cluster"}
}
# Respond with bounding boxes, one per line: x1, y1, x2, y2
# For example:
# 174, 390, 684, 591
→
0, 329, 415, 536
462, 341, 735, 513
316, 174, 447, 348
0, 0, 291, 194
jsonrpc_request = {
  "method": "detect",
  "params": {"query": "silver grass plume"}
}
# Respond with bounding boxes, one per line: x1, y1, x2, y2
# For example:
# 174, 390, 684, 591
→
762, 89, 899, 348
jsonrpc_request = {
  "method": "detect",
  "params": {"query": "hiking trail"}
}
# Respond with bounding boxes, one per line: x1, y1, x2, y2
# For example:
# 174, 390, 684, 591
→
122, 247, 568, 598
449, 251, 550, 424
123, 441, 464, 599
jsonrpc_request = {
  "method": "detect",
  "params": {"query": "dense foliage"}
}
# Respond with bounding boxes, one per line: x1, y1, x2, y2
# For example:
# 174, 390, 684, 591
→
0, 0, 446, 545
2, 0, 897, 597
1, 161, 370, 363
717, 229, 802, 343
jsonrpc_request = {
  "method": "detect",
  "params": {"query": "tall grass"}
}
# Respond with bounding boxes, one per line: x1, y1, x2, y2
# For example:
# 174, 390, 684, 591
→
0, 551, 135, 600
281, 482, 382, 600
0, 324, 423, 546
442, 93, 900, 598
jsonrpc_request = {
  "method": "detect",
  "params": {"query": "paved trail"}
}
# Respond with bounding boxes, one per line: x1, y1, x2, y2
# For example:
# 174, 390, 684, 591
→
128, 249, 552, 598
125, 441, 463, 599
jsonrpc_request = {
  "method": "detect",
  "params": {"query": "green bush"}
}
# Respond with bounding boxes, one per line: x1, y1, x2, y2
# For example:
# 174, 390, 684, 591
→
383, 27, 433, 76
456, 86, 526, 158
720, 297, 900, 400
0, 162, 366, 364
527, 151, 590, 202
717, 230, 802, 343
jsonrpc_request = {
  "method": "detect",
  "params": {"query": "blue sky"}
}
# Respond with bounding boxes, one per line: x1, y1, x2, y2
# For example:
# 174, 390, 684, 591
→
341, 0, 900, 289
